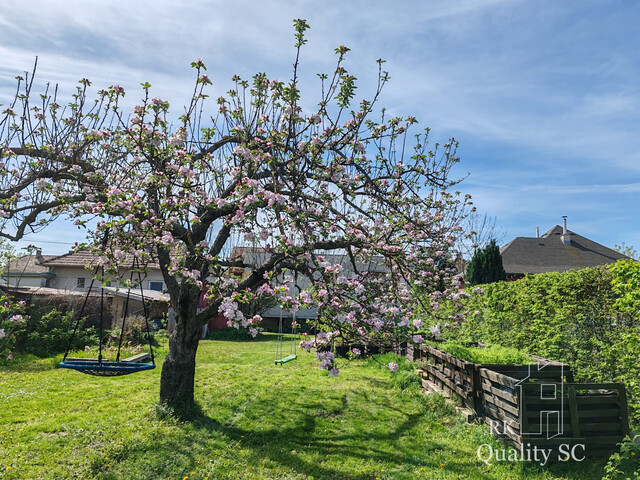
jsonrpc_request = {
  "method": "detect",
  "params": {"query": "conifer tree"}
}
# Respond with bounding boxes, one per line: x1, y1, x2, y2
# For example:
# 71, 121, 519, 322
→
465, 239, 506, 285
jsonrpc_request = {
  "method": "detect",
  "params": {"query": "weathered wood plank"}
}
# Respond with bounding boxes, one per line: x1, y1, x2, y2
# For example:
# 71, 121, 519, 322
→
579, 423, 624, 433
480, 378, 517, 404
479, 368, 518, 389
428, 366, 471, 398
483, 391, 520, 416
483, 404, 520, 428
575, 395, 620, 404
577, 408, 622, 418
423, 345, 472, 370
617, 383, 631, 437
482, 416, 521, 444
121, 352, 151, 363
520, 382, 624, 390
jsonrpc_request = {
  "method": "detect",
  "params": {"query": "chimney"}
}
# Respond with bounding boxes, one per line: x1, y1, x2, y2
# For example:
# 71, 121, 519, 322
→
561, 216, 571, 245
536, 227, 540, 238
35, 248, 44, 264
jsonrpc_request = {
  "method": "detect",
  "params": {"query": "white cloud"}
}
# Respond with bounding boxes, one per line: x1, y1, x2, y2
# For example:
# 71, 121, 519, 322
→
1, 0, 638, 252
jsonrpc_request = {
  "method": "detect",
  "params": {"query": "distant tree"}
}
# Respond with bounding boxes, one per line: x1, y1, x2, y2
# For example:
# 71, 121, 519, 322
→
465, 239, 506, 286
0, 238, 15, 278
457, 212, 505, 259
614, 242, 639, 261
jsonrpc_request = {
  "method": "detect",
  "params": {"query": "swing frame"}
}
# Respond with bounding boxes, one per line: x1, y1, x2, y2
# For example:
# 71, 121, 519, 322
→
58, 244, 156, 377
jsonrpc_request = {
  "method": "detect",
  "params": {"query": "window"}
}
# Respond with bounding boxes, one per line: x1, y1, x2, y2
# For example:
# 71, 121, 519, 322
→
149, 281, 163, 292
76, 277, 85, 289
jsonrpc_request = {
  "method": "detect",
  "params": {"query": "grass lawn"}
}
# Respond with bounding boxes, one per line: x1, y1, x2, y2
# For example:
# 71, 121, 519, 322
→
0, 334, 610, 480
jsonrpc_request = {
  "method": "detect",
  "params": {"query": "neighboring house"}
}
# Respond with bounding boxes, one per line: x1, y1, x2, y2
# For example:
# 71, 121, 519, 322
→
38, 250, 166, 293
104, 286, 169, 328
3, 248, 170, 328
1, 251, 57, 288
227, 246, 388, 328
500, 218, 628, 280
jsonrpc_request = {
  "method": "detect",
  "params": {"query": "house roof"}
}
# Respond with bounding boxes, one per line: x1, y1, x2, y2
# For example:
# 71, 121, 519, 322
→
500, 225, 628, 276
3, 254, 57, 277
2, 286, 94, 296
229, 246, 388, 273
103, 286, 169, 302
39, 250, 100, 268
39, 250, 160, 270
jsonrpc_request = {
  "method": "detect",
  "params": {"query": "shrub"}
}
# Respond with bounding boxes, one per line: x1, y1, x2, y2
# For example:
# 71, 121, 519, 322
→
598, 327, 640, 426
16, 309, 100, 356
602, 435, 640, 480
206, 327, 260, 341
0, 294, 29, 360
465, 239, 506, 286
116, 315, 159, 347
419, 263, 640, 428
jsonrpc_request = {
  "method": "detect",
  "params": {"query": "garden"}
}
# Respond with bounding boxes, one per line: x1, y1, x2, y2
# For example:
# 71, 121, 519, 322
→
0, 18, 638, 480
0, 333, 631, 480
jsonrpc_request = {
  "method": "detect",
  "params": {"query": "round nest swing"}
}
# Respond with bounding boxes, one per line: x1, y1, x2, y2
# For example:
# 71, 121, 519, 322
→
58, 359, 155, 376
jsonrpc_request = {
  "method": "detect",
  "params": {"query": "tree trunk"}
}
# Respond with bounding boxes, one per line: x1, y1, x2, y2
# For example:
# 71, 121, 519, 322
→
159, 283, 202, 409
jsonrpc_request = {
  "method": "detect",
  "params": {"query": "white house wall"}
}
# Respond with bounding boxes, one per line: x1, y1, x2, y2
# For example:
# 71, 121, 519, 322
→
0, 274, 48, 288
50, 266, 166, 292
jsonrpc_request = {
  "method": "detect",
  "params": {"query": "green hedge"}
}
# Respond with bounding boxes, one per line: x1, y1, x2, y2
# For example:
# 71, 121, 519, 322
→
420, 262, 640, 426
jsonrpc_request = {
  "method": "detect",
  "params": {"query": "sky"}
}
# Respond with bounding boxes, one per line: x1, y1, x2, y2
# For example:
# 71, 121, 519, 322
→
1, 0, 639, 256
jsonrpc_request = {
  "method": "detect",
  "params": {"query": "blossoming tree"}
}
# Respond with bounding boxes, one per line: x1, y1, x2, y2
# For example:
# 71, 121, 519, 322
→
0, 20, 471, 408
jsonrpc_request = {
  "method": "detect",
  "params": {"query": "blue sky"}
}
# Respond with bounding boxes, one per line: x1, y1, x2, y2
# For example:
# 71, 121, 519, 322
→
1, 0, 638, 255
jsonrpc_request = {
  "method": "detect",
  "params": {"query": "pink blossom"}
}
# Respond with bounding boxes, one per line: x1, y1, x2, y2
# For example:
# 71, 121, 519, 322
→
388, 362, 398, 373
429, 325, 441, 338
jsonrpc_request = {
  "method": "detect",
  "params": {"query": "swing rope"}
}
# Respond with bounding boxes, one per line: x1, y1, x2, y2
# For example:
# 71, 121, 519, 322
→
275, 272, 299, 365
275, 309, 298, 365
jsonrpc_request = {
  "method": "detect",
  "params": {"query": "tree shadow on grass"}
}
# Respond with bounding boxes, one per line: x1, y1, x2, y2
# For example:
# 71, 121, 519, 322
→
148, 403, 440, 479
146, 395, 605, 480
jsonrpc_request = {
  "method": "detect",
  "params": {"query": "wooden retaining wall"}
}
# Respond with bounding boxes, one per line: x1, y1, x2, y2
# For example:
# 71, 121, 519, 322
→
411, 344, 629, 457
478, 367, 630, 457
416, 344, 478, 411
413, 345, 574, 412
413, 344, 573, 413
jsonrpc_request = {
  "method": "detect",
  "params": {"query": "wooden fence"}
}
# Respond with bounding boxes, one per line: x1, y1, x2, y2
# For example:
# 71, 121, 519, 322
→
414, 344, 478, 410
479, 367, 630, 457
412, 344, 572, 412
413, 344, 630, 457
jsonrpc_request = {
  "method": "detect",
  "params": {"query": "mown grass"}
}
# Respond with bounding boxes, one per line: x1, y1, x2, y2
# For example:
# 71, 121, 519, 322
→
0, 334, 609, 479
